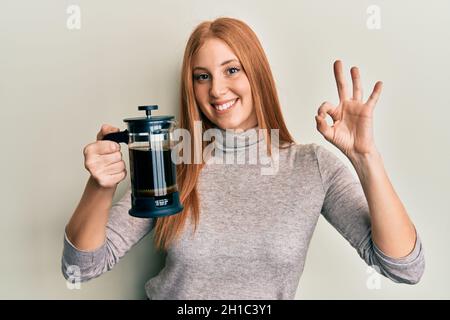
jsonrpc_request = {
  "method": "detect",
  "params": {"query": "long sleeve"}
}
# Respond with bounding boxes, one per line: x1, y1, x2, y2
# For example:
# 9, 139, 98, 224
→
61, 187, 154, 282
313, 144, 425, 284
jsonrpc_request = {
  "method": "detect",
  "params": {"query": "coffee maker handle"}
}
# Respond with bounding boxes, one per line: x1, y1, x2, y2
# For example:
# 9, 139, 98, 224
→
102, 130, 129, 144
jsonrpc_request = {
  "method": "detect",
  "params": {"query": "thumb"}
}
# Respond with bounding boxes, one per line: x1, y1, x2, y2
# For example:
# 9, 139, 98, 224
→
97, 124, 120, 141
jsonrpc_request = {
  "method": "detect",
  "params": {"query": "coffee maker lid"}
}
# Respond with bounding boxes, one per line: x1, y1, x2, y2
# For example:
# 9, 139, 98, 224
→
123, 105, 176, 133
123, 105, 174, 124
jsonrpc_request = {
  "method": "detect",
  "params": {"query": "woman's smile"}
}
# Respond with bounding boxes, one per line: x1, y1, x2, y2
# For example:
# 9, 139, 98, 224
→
211, 98, 239, 113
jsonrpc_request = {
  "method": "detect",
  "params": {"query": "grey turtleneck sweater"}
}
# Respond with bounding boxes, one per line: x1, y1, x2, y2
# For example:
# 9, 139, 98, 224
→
61, 127, 425, 299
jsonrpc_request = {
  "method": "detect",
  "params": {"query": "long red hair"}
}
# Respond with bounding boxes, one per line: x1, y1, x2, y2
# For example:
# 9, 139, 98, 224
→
153, 17, 296, 251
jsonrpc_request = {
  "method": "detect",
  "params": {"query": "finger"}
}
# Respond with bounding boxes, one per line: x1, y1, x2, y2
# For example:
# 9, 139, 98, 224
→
315, 114, 334, 142
103, 160, 126, 175
351, 66, 363, 101
334, 60, 349, 102
99, 151, 123, 166
109, 171, 127, 182
98, 171, 127, 188
84, 151, 122, 173
317, 101, 340, 122
97, 124, 120, 140
85, 141, 120, 156
366, 81, 383, 107
96, 141, 120, 155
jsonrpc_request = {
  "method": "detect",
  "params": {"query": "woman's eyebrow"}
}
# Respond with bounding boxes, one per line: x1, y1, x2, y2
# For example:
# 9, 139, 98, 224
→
193, 59, 239, 71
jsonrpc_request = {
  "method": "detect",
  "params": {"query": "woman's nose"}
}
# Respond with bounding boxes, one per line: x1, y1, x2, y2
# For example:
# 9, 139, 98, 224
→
209, 78, 227, 98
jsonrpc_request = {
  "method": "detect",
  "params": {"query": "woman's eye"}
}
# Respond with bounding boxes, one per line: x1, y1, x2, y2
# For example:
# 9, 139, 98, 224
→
227, 67, 240, 75
194, 74, 209, 81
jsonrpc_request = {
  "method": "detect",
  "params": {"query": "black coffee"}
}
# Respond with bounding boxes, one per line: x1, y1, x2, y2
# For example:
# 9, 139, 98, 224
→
129, 147, 177, 198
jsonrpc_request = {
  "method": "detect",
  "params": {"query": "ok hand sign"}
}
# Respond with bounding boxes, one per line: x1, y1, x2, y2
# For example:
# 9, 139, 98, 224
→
315, 60, 383, 160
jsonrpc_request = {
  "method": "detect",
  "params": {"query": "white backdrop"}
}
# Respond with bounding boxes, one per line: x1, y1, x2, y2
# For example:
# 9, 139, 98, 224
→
0, 0, 449, 299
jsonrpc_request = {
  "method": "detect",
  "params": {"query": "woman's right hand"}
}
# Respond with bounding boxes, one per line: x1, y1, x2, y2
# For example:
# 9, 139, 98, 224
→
83, 124, 127, 189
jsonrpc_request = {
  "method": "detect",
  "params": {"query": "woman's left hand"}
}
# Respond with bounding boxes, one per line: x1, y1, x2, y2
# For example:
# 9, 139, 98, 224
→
315, 60, 383, 160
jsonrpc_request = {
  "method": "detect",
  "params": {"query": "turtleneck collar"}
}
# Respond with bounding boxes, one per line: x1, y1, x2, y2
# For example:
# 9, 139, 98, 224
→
212, 126, 264, 152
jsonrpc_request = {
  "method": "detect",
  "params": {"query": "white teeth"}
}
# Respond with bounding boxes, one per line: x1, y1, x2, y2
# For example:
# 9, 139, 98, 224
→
213, 99, 237, 111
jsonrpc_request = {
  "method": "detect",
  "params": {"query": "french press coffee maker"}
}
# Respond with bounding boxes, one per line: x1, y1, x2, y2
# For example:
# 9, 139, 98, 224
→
103, 105, 184, 218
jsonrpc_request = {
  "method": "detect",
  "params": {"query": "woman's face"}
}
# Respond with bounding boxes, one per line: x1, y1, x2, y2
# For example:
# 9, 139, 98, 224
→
192, 38, 257, 131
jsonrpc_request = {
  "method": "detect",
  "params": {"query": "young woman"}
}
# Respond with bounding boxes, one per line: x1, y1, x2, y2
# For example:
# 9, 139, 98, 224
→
62, 17, 425, 299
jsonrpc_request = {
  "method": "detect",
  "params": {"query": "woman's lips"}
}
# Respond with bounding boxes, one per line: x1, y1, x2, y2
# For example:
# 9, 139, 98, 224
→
211, 98, 239, 114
